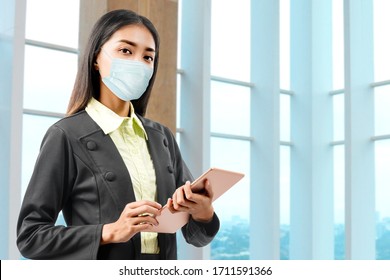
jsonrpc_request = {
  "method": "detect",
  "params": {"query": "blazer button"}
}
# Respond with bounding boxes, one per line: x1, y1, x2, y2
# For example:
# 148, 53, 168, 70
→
163, 138, 168, 147
167, 165, 174, 173
105, 172, 116, 182
86, 141, 97, 151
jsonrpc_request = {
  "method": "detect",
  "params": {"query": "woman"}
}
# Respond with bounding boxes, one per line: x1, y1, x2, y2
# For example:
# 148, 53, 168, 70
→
17, 9, 219, 260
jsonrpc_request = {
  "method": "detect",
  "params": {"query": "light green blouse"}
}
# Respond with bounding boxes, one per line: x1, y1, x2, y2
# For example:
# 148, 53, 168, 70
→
86, 97, 159, 254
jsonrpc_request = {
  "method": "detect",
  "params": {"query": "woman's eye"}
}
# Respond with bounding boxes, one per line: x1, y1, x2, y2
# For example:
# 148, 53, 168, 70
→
120, 48, 131, 54
144, 55, 154, 62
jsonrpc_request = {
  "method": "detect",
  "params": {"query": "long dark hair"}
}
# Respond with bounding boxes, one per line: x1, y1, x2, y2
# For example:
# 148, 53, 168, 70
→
67, 9, 160, 116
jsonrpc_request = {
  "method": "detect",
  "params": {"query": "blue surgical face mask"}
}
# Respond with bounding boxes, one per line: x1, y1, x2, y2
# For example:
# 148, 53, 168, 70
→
101, 51, 154, 101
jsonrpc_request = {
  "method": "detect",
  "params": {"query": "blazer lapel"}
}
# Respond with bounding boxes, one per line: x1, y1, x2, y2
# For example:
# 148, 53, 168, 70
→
78, 113, 137, 213
143, 123, 177, 206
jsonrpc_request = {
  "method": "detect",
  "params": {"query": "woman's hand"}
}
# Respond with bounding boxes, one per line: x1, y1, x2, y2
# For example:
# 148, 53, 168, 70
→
101, 200, 162, 244
167, 180, 214, 223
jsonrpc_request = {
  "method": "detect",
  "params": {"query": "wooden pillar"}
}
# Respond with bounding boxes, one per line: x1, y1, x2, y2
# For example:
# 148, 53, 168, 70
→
78, 0, 107, 56
79, 0, 178, 133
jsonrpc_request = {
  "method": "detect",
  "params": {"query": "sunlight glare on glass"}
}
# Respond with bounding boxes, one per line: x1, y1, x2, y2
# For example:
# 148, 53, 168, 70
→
280, 146, 290, 225
210, 138, 250, 222
332, 0, 344, 90
25, 0, 80, 48
23, 46, 77, 113
211, 0, 250, 82
280, 0, 290, 90
333, 145, 345, 225
332, 94, 344, 141
280, 94, 291, 142
210, 81, 250, 136
374, 86, 390, 136
375, 140, 390, 221
373, 0, 390, 82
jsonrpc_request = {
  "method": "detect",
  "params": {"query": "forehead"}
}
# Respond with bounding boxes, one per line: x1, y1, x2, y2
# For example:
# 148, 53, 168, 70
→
107, 24, 155, 49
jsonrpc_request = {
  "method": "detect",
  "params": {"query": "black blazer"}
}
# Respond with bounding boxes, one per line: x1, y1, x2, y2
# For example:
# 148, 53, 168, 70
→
17, 111, 219, 259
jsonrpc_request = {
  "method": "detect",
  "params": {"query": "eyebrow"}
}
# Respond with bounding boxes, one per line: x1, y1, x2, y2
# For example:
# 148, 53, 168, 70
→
117, 39, 156, 52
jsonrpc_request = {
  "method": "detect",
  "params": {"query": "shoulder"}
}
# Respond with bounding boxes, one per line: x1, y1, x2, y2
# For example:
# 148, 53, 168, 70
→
48, 111, 100, 138
137, 115, 174, 138
137, 116, 180, 152
52, 110, 91, 129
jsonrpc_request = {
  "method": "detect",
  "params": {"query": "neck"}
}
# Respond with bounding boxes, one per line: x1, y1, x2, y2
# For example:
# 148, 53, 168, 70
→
99, 85, 130, 117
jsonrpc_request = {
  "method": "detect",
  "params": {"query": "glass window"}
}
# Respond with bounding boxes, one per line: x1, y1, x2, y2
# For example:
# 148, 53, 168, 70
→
374, 85, 390, 136
332, 0, 344, 90
280, 94, 291, 142
211, 0, 250, 82
332, 0, 345, 251
333, 144, 345, 259
23, 45, 78, 113
177, 0, 182, 69
279, 0, 291, 249
210, 137, 250, 259
375, 140, 390, 259
211, 81, 250, 136
280, 0, 290, 90
333, 94, 344, 141
21, 114, 60, 198
22, 114, 66, 227
176, 74, 182, 128
22, 0, 80, 231
280, 145, 290, 259
361, 4, 383, 259
25, 0, 80, 48
373, 0, 390, 82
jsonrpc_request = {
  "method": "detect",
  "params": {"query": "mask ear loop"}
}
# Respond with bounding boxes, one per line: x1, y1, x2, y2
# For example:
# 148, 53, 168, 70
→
93, 48, 110, 71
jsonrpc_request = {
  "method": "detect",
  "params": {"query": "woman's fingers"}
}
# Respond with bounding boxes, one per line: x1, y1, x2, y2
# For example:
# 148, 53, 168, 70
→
125, 200, 162, 211
124, 200, 162, 217
181, 179, 212, 204
172, 184, 194, 211
169, 180, 215, 222
167, 198, 178, 214
132, 215, 159, 227
102, 200, 162, 244
203, 179, 214, 199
